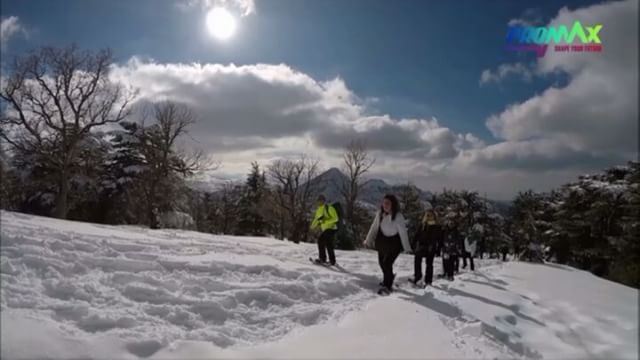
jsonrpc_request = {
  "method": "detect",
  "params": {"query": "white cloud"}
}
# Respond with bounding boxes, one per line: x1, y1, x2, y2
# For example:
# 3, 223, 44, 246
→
176, 0, 255, 16
472, 0, 637, 175
508, 8, 544, 27
479, 63, 534, 86
109, 58, 473, 185
1, 16, 25, 49
106, 0, 636, 200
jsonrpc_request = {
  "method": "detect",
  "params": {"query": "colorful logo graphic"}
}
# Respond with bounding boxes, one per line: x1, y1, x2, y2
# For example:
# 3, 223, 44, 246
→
506, 21, 603, 57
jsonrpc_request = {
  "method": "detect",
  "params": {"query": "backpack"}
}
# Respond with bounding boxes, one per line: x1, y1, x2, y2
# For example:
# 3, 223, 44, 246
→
326, 202, 343, 227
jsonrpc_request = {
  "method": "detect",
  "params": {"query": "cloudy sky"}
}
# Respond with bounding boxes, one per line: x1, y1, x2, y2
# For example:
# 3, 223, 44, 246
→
1, 0, 637, 200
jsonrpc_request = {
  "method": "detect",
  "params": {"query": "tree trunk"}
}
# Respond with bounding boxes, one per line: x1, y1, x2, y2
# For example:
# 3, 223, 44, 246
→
53, 170, 69, 219
147, 184, 159, 229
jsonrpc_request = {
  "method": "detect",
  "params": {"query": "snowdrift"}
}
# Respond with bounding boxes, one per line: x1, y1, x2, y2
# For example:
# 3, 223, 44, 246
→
1, 211, 637, 359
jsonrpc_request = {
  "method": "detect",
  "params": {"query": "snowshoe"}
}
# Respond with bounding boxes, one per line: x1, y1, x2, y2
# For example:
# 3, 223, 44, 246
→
309, 257, 328, 266
377, 286, 391, 296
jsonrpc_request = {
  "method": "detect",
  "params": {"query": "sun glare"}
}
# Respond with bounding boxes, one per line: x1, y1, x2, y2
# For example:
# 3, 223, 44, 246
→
206, 7, 237, 40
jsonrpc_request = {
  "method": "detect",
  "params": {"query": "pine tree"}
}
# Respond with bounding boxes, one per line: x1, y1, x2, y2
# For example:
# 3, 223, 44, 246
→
237, 162, 267, 236
399, 183, 424, 246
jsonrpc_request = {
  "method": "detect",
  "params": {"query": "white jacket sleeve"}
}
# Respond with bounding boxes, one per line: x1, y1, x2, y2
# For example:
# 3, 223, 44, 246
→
395, 213, 411, 252
364, 211, 380, 247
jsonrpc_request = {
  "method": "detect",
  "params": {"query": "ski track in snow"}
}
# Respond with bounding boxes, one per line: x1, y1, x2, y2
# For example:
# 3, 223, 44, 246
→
1, 212, 373, 350
1, 211, 637, 359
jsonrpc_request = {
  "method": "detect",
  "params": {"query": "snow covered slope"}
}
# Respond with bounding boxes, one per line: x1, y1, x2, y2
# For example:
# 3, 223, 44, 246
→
1, 211, 637, 359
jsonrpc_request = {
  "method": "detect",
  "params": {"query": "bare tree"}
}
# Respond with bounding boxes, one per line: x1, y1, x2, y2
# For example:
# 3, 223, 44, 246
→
214, 181, 243, 234
0, 45, 135, 218
268, 155, 319, 243
136, 101, 206, 228
339, 139, 375, 242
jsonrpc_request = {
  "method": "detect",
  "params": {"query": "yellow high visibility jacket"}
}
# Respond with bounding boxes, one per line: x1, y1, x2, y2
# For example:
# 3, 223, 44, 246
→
311, 204, 338, 231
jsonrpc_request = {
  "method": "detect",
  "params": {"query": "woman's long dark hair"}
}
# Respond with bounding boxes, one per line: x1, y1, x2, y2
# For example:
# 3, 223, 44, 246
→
380, 194, 400, 221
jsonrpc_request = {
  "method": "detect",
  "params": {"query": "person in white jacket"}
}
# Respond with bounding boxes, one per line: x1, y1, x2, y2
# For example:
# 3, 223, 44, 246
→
462, 224, 480, 271
364, 194, 411, 295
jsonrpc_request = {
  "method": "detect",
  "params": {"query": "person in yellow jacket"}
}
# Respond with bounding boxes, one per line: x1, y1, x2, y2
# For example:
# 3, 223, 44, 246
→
310, 195, 339, 265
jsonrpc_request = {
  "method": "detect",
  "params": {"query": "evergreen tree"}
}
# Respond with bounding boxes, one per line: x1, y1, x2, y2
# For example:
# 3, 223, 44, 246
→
398, 183, 424, 247
237, 162, 267, 236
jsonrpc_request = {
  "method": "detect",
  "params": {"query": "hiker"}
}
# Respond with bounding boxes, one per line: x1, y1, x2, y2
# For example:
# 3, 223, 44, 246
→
364, 194, 411, 295
409, 208, 443, 287
462, 224, 480, 271
310, 195, 339, 265
442, 221, 461, 281
434, 206, 447, 279
454, 234, 462, 274
501, 245, 509, 261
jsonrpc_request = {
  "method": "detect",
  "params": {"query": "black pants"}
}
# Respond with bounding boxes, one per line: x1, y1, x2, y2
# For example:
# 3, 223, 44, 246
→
462, 252, 475, 271
376, 234, 402, 290
378, 250, 401, 289
414, 252, 435, 284
453, 254, 459, 273
317, 229, 337, 264
443, 254, 455, 278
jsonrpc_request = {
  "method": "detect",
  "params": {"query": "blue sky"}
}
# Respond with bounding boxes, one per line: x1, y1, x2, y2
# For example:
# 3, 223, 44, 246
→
1, 0, 599, 139
1, 0, 636, 199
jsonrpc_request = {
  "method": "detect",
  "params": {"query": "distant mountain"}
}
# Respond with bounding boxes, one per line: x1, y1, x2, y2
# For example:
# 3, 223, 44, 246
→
309, 168, 433, 207
189, 167, 511, 215
310, 168, 511, 215
187, 171, 235, 193
307, 167, 348, 202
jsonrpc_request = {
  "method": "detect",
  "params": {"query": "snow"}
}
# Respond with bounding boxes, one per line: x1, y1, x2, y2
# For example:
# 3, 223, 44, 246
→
1, 210, 638, 359
157, 210, 195, 230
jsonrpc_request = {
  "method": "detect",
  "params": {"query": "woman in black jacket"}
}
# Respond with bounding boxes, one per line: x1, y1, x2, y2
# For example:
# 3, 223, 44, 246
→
409, 209, 443, 287
442, 222, 461, 281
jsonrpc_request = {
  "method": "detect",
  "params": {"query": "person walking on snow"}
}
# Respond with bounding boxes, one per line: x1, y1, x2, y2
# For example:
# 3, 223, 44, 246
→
442, 221, 461, 281
409, 208, 443, 288
365, 194, 411, 295
310, 195, 339, 265
462, 224, 480, 271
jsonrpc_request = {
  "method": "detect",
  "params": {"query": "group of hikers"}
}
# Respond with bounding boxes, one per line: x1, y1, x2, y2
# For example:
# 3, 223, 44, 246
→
310, 194, 480, 296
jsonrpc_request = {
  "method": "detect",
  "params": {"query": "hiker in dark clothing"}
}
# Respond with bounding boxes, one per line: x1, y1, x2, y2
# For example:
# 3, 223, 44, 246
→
409, 208, 443, 287
453, 234, 463, 274
442, 222, 461, 280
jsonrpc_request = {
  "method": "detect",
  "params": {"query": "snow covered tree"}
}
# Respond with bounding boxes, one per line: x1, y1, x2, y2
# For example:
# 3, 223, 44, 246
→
107, 102, 204, 228
613, 162, 640, 287
506, 162, 639, 287
0, 45, 135, 219
508, 190, 550, 261
398, 182, 424, 246
0, 148, 23, 211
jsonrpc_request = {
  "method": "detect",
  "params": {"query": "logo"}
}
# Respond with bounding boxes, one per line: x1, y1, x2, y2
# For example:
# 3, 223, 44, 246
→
506, 21, 603, 57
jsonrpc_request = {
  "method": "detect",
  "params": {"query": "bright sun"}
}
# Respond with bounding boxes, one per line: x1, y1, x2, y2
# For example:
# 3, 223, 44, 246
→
206, 7, 237, 40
